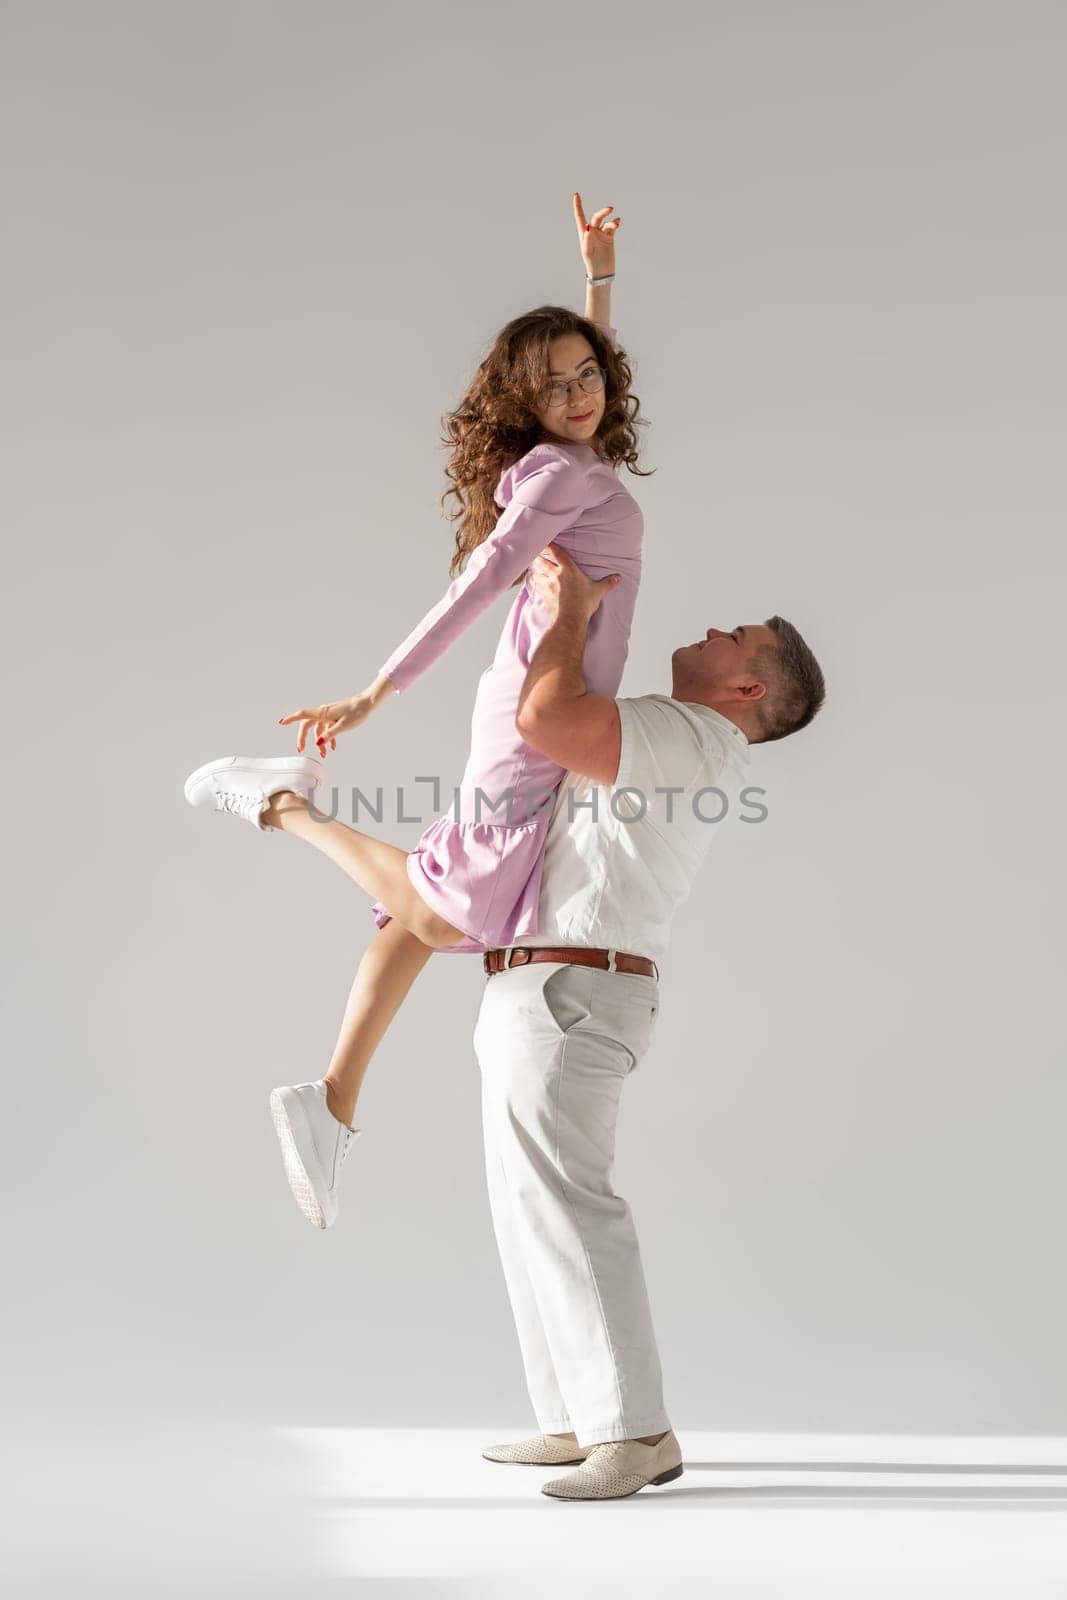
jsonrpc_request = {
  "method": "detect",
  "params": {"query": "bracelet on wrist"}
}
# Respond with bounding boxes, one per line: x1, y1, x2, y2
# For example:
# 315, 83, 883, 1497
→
586, 273, 615, 287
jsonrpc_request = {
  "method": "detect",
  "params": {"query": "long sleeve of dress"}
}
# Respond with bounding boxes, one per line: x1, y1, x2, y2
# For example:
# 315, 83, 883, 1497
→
377, 321, 617, 695
377, 446, 591, 695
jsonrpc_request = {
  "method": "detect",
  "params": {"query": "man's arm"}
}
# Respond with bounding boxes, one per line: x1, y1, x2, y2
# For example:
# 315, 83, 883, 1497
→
515, 603, 621, 785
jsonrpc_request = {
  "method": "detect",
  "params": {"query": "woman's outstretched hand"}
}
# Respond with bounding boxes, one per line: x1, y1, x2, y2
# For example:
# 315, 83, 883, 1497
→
574, 191, 620, 279
277, 690, 377, 755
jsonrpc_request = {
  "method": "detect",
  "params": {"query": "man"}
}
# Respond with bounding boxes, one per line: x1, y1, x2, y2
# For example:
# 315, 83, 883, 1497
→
184, 545, 824, 1500
472, 543, 825, 1500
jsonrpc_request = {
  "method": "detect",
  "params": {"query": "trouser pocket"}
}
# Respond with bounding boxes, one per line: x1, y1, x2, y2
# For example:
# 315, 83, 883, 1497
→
536, 964, 595, 1036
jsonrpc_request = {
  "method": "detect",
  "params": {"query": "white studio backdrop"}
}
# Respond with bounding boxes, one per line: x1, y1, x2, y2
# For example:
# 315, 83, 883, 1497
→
2, 0, 1064, 1448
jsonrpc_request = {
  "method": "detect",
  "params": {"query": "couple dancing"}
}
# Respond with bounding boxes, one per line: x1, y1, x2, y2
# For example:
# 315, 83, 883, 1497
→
184, 192, 826, 1500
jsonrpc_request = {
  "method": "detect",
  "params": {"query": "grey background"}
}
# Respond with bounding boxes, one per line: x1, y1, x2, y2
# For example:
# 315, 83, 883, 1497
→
3, 0, 1065, 1442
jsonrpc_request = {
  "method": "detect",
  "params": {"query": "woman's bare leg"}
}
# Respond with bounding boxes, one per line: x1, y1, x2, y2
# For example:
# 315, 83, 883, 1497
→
257, 787, 468, 1127
259, 789, 466, 949
322, 920, 434, 1126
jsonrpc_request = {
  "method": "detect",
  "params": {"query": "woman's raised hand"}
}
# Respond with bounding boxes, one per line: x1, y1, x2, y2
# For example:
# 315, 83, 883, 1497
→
573, 191, 620, 279
277, 690, 377, 755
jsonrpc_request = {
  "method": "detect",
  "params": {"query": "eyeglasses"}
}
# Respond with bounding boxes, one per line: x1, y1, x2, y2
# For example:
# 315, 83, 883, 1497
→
538, 364, 606, 410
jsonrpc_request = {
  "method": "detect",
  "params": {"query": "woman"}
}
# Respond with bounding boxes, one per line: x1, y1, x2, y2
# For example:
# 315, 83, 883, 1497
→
184, 193, 654, 1228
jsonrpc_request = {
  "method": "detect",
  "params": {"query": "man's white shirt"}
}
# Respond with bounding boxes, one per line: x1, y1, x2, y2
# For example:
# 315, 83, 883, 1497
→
521, 694, 752, 963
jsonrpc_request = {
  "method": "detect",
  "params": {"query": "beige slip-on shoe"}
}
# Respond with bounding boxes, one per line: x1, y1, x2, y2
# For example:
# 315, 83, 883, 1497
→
540, 1430, 684, 1499
482, 1433, 595, 1465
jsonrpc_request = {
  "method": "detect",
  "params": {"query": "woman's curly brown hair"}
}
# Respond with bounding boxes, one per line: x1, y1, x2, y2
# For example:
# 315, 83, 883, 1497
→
438, 305, 654, 580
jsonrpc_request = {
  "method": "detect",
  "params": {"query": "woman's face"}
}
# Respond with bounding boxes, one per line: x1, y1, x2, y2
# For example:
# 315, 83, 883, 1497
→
531, 333, 607, 446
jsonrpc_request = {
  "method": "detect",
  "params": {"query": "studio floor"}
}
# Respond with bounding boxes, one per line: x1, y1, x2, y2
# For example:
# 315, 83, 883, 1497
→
7, 1422, 1067, 1596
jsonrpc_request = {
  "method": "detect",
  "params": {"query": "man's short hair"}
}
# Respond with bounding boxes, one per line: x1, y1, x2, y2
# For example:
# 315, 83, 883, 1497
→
746, 617, 826, 743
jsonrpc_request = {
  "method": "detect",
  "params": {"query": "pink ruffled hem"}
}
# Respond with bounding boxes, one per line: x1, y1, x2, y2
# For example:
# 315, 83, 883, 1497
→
370, 815, 551, 956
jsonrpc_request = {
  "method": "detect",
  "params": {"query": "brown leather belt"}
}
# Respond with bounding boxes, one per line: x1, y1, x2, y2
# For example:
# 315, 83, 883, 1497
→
483, 945, 659, 980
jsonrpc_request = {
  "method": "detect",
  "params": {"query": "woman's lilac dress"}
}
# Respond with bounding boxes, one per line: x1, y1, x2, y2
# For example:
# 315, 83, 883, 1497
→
370, 324, 644, 954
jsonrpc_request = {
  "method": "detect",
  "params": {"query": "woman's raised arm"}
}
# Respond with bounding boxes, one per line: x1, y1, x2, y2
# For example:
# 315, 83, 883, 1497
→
575, 191, 619, 330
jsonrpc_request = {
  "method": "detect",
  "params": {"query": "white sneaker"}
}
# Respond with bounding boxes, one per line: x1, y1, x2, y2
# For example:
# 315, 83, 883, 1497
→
184, 754, 326, 832
269, 1080, 361, 1229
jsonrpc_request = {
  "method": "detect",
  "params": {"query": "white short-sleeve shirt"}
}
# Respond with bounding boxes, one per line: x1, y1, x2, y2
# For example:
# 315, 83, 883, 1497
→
521, 694, 752, 963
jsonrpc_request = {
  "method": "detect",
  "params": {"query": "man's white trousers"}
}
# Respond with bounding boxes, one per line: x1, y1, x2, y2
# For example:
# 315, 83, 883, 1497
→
474, 959, 672, 1447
